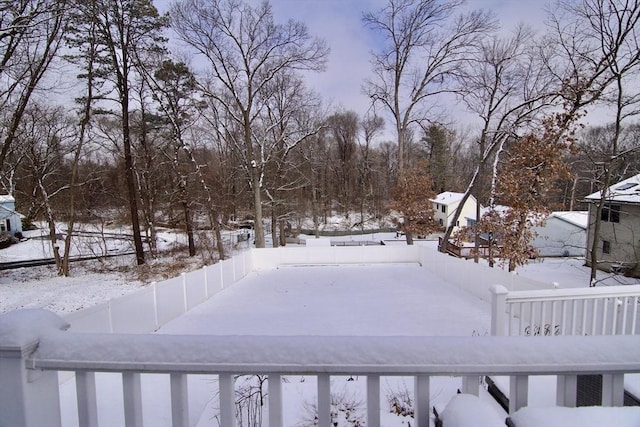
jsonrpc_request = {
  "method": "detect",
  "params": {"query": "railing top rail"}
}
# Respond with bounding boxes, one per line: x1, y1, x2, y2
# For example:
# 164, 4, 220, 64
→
504, 284, 640, 303
29, 332, 640, 377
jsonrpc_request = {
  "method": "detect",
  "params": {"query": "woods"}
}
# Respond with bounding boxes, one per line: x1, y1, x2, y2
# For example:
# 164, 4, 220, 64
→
0, 0, 639, 276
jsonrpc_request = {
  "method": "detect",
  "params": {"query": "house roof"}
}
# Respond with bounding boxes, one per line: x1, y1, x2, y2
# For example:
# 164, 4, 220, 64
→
0, 194, 15, 203
585, 174, 640, 204
431, 192, 475, 206
549, 211, 588, 229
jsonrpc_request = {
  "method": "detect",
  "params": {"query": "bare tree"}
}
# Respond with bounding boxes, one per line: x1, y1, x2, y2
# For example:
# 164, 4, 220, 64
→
14, 104, 77, 274
326, 111, 359, 217
543, 0, 640, 283
0, 0, 68, 173
580, 0, 640, 283
357, 114, 385, 230
171, 0, 328, 248
438, 25, 556, 258
258, 71, 323, 247
362, 0, 496, 173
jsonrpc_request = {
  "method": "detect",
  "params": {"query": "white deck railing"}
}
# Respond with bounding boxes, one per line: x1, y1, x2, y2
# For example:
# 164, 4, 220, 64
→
1, 309, 639, 427
491, 284, 640, 337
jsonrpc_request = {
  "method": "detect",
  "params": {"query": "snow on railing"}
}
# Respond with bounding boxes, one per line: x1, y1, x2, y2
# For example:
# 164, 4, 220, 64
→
1, 309, 639, 427
6, 246, 638, 426
491, 284, 640, 337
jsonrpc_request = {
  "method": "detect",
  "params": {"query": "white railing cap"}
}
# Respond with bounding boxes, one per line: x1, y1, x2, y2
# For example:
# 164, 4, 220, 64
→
505, 284, 640, 303
0, 309, 68, 353
30, 332, 640, 376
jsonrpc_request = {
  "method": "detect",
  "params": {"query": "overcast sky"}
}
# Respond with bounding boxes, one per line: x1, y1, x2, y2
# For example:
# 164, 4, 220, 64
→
161, 0, 562, 133
263, 0, 549, 118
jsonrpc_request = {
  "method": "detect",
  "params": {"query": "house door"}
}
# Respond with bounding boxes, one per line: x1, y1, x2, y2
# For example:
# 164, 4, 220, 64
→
5, 219, 10, 231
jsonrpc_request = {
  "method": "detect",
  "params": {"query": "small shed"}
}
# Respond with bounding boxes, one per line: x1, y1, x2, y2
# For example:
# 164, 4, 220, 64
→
0, 194, 23, 236
531, 211, 588, 257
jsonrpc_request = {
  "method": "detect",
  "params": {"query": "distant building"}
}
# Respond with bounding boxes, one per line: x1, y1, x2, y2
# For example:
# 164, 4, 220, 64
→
431, 192, 478, 234
532, 211, 588, 257
0, 194, 23, 236
584, 174, 640, 277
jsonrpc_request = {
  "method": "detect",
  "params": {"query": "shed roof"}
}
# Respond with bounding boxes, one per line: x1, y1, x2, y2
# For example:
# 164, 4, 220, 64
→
550, 211, 588, 229
0, 194, 15, 203
585, 174, 640, 204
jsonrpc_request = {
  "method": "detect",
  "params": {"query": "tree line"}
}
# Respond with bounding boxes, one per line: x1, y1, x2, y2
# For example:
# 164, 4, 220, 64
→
0, 0, 639, 277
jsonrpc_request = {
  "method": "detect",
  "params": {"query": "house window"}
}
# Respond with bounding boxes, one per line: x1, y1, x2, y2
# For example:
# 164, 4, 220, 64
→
601, 204, 620, 223
602, 240, 611, 254
439, 218, 443, 226
441, 205, 446, 213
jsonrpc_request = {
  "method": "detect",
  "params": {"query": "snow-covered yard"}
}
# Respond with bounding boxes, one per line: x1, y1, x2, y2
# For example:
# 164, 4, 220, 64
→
2, 230, 640, 426
2, 230, 637, 316
56, 263, 498, 426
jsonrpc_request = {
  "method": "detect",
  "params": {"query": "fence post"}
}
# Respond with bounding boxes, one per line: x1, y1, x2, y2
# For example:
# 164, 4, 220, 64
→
491, 285, 509, 336
509, 375, 528, 414
151, 282, 159, 330
181, 272, 188, 313
0, 309, 68, 427
203, 266, 209, 299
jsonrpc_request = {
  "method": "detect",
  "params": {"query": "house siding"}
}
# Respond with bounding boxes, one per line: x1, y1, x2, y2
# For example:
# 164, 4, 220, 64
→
532, 216, 586, 257
586, 203, 640, 277
0, 197, 23, 236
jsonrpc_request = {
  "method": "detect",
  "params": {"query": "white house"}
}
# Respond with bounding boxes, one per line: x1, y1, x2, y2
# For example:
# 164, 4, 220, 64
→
431, 192, 478, 233
0, 194, 22, 235
584, 173, 640, 277
531, 211, 588, 257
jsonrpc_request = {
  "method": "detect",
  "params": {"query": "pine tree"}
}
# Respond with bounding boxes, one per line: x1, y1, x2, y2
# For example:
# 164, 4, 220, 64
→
67, 0, 168, 265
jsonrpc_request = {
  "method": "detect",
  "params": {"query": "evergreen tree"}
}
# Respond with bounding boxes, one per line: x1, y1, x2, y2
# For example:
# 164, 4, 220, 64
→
68, 0, 168, 265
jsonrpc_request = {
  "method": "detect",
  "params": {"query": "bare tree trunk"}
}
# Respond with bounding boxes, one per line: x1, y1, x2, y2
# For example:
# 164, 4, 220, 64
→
0, 2, 66, 171
122, 93, 145, 265
39, 183, 62, 273
183, 200, 196, 257
279, 219, 286, 247
270, 206, 278, 248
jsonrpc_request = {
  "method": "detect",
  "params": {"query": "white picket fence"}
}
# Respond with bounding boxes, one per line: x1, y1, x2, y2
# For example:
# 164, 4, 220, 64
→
64, 251, 252, 333
2, 245, 640, 427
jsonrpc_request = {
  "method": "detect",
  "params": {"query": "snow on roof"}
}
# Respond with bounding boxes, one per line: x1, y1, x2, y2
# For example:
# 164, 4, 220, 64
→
0, 194, 15, 203
585, 173, 640, 204
549, 211, 588, 229
480, 205, 510, 217
431, 191, 470, 205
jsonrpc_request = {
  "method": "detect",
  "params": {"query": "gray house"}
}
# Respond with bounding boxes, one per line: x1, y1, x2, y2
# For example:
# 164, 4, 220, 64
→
532, 211, 588, 257
584, 174, 640, 277
0, 194, 23, 236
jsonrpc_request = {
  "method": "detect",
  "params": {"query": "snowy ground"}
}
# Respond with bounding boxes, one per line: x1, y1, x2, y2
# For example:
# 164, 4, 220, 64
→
1, 230, 638, 315
59, 263, 498, 427
2, 228, 640, 426
0, 226, 247, 314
